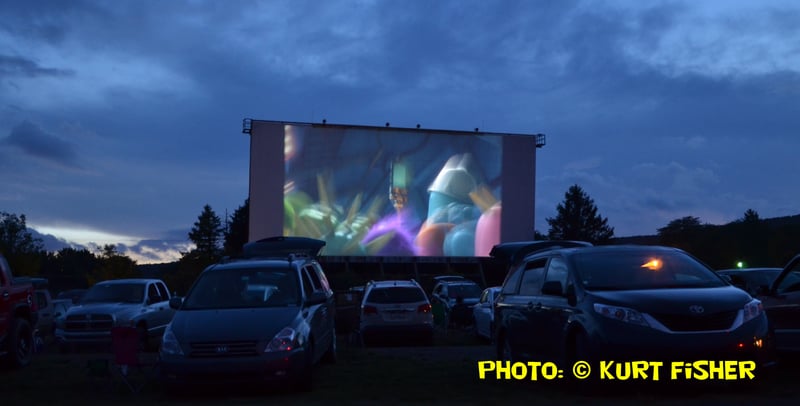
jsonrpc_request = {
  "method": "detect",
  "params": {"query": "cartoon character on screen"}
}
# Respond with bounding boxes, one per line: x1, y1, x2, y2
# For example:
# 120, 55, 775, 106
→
414, 153, 501, 256
361, 157, 420, 256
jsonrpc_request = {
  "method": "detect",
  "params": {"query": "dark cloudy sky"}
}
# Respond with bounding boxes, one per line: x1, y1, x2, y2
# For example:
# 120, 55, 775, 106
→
2, 0, 798, 263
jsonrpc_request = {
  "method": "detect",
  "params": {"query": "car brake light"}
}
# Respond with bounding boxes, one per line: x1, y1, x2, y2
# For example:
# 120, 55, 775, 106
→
417, 304, 431, 313
363, 305, 378, 315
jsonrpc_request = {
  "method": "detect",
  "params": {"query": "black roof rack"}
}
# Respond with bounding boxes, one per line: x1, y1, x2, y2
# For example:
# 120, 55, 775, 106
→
490, 240, 592, 264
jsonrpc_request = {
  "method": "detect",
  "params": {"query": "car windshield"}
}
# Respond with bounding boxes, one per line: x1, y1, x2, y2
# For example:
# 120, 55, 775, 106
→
182, 267, 301, 310
81, 283, 145, 304
448, 284, 483, 299
574, 250, 726, 291
367, 287, 426, 304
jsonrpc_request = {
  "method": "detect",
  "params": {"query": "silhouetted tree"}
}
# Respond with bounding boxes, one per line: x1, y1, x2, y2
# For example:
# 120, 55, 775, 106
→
166, 205, 224, 295
741, 209, 760, 223
88, 244, 138, 285
188, 204, 223, 258
224, 198, 249, 256
0, 212, 44, 275
546, 184, 614, 244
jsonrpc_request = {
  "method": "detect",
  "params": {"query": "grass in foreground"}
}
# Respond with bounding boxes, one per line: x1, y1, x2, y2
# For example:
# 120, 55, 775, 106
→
2, 331, 799, 405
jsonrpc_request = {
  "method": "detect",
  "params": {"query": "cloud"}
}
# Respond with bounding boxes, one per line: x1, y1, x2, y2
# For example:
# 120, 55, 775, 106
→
0, 54, 75, 78
1, 120, 80, 168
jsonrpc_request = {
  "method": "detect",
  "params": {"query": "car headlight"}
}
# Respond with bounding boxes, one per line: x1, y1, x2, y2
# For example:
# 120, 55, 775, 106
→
742, 298, 763, 323
593, 303, 649, 327
161, 324, 184, 356
265, 327, 301, 352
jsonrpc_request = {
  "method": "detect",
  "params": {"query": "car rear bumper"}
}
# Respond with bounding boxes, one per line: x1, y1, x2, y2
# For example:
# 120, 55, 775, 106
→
360, 324, 434, 340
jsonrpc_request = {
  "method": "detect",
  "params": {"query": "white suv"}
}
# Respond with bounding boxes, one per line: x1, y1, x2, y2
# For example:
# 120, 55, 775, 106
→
359, 280, 434, 346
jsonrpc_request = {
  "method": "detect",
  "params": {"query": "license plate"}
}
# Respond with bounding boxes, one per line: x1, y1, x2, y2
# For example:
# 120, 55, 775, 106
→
385, 313, 408, 321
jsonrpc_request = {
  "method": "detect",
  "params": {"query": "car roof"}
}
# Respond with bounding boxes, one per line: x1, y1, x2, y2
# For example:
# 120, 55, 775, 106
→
208, 258, 304, 272
95, 278, 163, 284
718, 268, 782, 273
368, 280, 420, 288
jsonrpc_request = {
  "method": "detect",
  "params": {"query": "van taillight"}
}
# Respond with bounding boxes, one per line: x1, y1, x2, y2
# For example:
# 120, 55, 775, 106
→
363, 305, 378, 315
418, 304, 431, 313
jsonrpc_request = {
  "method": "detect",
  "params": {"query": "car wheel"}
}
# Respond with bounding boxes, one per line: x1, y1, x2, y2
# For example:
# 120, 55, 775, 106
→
321, 330, 337, 364
6, 318, 33, 368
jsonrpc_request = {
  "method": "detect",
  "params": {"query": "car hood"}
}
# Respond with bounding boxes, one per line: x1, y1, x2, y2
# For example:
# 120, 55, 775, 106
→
67, 302, 141, 317
170, 307, 300, 343
587, 286, 752, 315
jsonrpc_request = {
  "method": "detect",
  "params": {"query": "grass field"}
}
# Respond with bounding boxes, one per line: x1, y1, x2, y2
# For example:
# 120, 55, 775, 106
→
2, 330, 799, 405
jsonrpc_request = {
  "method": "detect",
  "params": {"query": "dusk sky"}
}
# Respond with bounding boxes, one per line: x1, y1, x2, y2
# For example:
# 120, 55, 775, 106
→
2, 0, 798, 264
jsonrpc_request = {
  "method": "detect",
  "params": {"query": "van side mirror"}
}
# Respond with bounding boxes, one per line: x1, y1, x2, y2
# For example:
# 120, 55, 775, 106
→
169, 297, 183, 309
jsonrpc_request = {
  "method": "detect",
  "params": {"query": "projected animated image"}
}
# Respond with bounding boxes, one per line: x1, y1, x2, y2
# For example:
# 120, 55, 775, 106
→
281, 125, 503, 257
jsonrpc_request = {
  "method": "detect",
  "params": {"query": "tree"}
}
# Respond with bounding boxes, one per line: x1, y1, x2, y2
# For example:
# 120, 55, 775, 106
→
187, 204, 223, 258
224, 198, 249, 256
657, 216, 704, 252
546, 185, 614, 244
741, 209, 760, 223
0, 212, 44, 275
88, 244, 138, 285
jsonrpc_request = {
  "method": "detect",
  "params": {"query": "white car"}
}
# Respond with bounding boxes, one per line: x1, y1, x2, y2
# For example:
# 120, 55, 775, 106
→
473, 286, 501, 341
359, 280, 434, 346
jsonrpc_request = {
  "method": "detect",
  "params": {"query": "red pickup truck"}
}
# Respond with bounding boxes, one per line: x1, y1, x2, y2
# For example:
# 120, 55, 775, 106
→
0, 254, 38, 368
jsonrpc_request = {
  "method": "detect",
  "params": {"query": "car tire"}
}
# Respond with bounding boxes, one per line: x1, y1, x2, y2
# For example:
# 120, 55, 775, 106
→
6, 318, 34, 368
321, 330, 337, 364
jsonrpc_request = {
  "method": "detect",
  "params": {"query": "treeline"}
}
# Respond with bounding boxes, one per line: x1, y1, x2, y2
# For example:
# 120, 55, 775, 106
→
0, 200, 248, 295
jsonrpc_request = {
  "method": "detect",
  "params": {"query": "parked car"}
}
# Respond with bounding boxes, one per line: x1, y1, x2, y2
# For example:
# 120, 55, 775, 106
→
718, 268, 782, 296
56, 289, 87, 305
55, 278, 174, 351
158, 237, 336, 393
0, 254, 37, 368
14, 277, 55, 337
493, 242, 771, 365
431, 279, 482, 327
754, 255, 800, 354
50, 299, 73, 335
473, 286, 501, 341
359, 279, 434, 346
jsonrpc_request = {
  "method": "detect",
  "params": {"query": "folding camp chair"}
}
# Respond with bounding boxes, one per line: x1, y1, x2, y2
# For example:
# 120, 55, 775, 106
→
109, 326, 159, 393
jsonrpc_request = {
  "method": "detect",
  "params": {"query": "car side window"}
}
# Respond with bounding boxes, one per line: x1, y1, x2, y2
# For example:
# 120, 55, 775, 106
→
501, 262, 526, 295
305, 265, 323, 290
148, 284, 160, 303
776, 262, 800, 294
156, 283, 169, 301
312, 264, 331, 292
544, 257, 569, 295
300, 268, 317, 296
518, 258, 548, 296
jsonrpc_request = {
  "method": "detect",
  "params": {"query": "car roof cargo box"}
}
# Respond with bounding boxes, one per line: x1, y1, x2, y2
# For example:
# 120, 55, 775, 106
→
242, 236, 326, 259
490, 241, 593, 264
